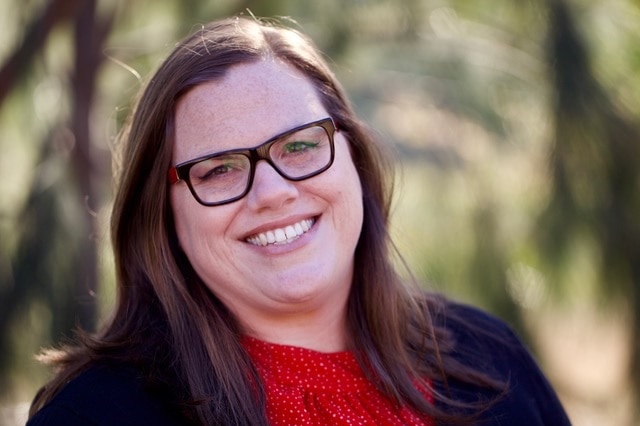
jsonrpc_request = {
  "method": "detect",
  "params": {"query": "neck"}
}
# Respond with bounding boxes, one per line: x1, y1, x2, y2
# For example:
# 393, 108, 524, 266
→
240, 300, 350, 353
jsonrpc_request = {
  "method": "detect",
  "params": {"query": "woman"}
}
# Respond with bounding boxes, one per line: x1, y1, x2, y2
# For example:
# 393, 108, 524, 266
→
28, 17, 571, 425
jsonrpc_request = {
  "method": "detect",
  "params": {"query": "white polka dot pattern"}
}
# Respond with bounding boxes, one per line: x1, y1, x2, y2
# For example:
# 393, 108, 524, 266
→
242, 337, 433, 425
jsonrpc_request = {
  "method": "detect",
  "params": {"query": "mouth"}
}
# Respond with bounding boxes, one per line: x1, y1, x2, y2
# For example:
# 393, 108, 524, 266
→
245, 217, 316, 247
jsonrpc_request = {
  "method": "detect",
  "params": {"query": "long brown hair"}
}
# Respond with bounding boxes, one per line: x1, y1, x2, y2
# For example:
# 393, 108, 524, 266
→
30, 17, 500, 424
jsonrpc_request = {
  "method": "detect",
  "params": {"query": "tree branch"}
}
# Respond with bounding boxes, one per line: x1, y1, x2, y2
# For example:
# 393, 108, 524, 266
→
0, 0, 84, 107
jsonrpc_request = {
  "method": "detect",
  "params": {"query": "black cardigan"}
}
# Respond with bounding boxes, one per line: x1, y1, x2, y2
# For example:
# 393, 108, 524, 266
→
432, 302, 572, 425
27, 302, 571, 425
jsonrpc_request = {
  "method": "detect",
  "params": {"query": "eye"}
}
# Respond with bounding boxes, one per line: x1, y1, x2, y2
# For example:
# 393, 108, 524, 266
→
282, 141, 319, 154
190, 155, 247, 183
198, 163, 234, 180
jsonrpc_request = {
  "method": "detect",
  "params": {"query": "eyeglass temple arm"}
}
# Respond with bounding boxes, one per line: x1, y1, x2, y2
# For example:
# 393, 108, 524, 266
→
168, 167, 180, 184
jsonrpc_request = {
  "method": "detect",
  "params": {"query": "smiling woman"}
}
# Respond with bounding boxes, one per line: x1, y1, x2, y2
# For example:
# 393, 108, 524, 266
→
26, 16, 571, 426
169, 61, 363, 349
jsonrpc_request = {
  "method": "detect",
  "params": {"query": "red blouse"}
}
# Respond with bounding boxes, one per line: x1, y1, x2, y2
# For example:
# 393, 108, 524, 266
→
242, 337, 433, 425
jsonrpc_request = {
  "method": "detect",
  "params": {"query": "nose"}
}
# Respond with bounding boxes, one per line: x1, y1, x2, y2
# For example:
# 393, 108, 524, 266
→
245, 161, 299, 211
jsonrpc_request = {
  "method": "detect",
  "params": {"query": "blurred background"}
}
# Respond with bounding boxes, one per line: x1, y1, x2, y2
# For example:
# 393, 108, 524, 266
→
1, 0, 638, 425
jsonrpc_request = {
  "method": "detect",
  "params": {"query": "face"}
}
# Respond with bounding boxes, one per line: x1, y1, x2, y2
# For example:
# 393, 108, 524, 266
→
170, 59, 363, 332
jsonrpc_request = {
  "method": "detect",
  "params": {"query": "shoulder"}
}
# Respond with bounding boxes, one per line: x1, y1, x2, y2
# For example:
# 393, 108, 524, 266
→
437, 300, 523, 359
27, 363, 189, 426
432, 298, 572, 425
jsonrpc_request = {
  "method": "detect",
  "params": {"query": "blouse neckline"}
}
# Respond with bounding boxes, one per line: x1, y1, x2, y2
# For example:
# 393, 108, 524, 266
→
241, 336, 374, 393
241, 336, 432, 425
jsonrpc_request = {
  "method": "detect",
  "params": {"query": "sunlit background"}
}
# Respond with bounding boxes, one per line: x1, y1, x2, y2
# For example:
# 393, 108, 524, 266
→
1, 1, 639, 425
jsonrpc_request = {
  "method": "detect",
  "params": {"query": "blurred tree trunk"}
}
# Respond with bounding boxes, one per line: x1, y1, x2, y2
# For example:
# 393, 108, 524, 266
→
542, 0, 640, 414
468, 204, 523, 336
0, 0, 113, 390
0, 0, 84, 105
69, 0, 113, 330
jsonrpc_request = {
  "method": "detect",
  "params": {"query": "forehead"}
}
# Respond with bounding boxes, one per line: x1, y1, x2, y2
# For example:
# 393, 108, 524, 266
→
173, 59, 328, 163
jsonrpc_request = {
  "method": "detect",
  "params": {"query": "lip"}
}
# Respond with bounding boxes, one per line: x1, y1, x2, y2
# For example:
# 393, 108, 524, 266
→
243, 215, 319, 247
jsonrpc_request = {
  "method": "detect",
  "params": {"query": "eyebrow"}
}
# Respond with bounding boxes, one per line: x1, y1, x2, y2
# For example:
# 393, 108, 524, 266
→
175, 118, 331, 165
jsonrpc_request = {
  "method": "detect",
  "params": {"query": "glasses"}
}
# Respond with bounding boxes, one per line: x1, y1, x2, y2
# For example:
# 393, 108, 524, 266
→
168, 117, 336, 206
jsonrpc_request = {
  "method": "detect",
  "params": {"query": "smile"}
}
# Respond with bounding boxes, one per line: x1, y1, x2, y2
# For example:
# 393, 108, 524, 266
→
246, 218, 316, 247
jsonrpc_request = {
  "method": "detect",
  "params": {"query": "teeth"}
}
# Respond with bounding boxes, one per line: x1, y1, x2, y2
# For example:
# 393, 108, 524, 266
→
246, 218, 315, 247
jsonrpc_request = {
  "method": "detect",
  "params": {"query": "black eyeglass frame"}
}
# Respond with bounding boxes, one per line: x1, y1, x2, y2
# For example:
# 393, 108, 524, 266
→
168, 117, 337, 206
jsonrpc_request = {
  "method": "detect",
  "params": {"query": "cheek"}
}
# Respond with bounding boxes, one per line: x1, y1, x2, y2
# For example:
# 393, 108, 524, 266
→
337, 144, 364, 204
170, 188, 193, 246
170, 186, 238, 252
346, 177, 364, 234
331, 159, 364, 237
170, 187, 219, 257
